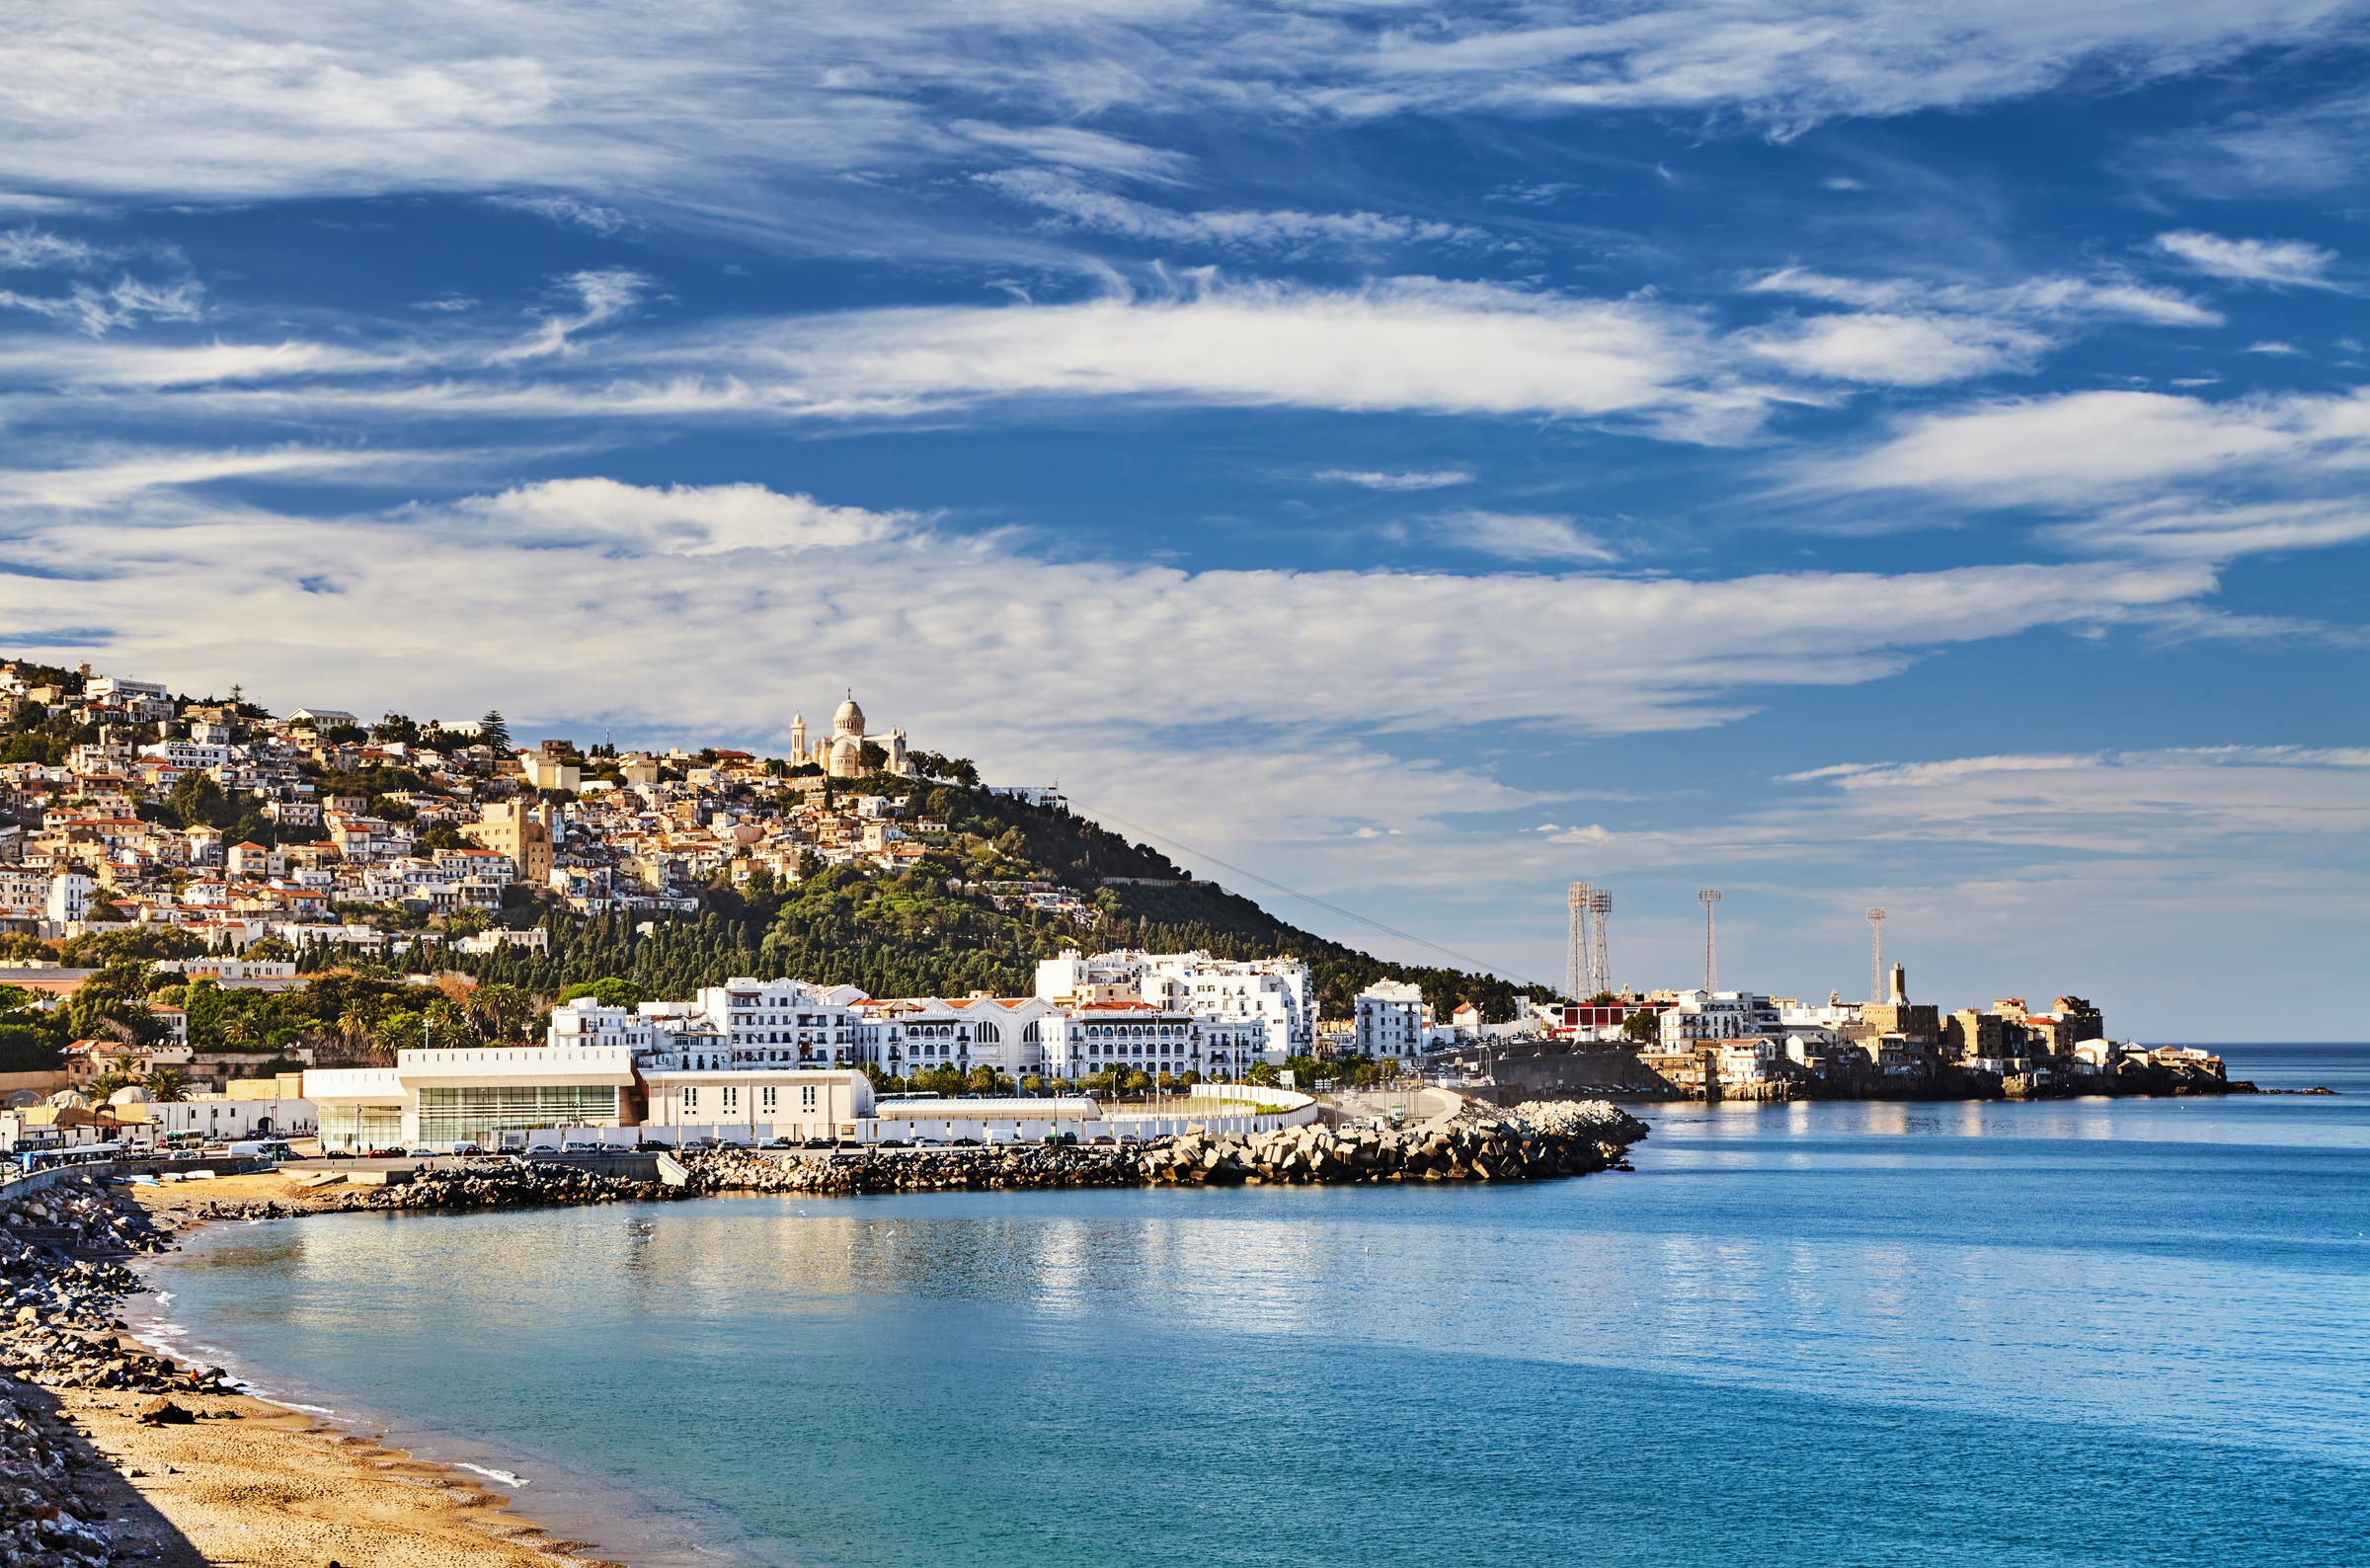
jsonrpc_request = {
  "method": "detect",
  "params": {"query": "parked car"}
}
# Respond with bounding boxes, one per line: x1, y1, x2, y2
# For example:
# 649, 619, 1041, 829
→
833, 1138, 864, 1149
1090, 1136, 1116, 1145
364, 1146, 407, 1158
763, 1137, 793, 1149
323, 1148, 356, 1160
634, 1141, 671, 1152
914, 1137, 946, 1147
802, 1138, 833, 1149
878, 1138, 908, 1148
716, 1139, 746, 1150
452, 1143, 484, 1155
955, 1092, 983, 1100
1042, 1132, 1077, 1145
952, 1137, 983, 1147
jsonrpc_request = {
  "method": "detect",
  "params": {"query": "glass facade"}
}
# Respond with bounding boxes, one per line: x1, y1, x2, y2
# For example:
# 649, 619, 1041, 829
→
319, 1104, 404, 1150
417, 1085, 619, 1147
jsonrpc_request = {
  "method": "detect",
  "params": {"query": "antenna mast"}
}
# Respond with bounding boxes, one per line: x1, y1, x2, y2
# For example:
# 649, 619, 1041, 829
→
1866, 907, 1887, 1003
1698, 890, 1722, 991
1590, 890, 1613, 996
1566, 883, 1592, 1002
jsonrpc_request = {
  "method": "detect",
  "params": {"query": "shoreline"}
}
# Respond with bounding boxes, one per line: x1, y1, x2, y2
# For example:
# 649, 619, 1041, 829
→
0, 1098, 1654, 1566
0, 1178, 626, 1568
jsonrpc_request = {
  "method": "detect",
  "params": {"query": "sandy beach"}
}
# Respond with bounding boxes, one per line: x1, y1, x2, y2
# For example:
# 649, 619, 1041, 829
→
0, 1173, 621, 1568
48, 1385, 613, 1568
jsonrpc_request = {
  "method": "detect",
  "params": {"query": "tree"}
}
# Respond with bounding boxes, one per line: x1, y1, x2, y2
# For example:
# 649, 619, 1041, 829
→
170, 771, 231, 829
478, 710, 512, 752
1621, 1009, 1660, 1044
560, 978, 644, 1010
86, 1072, 131, 1101
142, 1067, 190, 1102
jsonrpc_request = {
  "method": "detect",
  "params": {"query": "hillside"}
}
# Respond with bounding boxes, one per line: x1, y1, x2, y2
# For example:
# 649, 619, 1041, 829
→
434, 784, 1551, 1023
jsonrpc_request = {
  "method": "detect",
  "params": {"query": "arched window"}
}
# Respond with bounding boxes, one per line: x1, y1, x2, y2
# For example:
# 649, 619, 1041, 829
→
977, 1022, 1000, 1045
1021, 1021, 1040, 1044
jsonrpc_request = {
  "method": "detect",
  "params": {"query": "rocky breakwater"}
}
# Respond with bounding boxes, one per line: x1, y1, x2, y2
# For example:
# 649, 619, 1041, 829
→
1147, 1105, 1647, 1186
284, 1158, 688, 1215
0, 1179, 239, 1567
687, 1099, 1651, 1195
688, 1144, 1155, 1195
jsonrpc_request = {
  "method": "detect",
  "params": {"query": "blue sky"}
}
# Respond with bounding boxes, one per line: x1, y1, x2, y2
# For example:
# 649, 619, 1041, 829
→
2, 0, 2365, 1035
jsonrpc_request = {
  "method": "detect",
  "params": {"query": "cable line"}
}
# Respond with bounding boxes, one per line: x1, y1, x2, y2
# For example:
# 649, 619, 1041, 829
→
1083, 803, 1547, 990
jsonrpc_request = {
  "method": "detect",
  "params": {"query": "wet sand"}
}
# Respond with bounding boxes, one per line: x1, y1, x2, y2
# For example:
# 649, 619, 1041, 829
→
51, 1384, 615, 1568
60, 1178, 620, 1565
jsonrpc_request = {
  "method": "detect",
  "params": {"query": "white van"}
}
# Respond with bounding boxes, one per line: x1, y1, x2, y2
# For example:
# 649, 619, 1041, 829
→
227, 1139, 293, 1162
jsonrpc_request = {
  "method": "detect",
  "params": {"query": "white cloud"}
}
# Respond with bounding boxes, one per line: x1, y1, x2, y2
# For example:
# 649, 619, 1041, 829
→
0, 475, 2219, 751
2246, 340, 2305, 355
2153, 229, 2340, 288
1315, 469, 1473, 491
1734, 267, 2221, 385
979, 170, 1487, 251
0, 276, 202, 336
0, 0, 2354, 224
0, 227, 112, 272
487, 269, 650, 363
1437, 510, 1618, 562
6, 275, 1770, 438
490, 194, 634, 235
1813, 388, 2370, 509
445, 476, 909, 554
1736, 311, 2049, 385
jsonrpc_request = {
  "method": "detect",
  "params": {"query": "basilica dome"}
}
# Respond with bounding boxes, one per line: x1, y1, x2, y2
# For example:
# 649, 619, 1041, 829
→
833, 694, 865, 737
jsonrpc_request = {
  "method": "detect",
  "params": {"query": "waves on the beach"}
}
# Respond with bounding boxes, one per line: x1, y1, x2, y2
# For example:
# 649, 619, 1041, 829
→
456, 1463, 529, 1487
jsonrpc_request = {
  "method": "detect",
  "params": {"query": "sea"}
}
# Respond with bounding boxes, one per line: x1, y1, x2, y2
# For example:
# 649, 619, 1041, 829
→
127, 1044, 2370, 1568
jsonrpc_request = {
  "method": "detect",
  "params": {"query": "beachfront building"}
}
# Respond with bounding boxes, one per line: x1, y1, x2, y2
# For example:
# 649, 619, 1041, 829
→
637, 1064, 874, 1144
306, 1048, 638, 1151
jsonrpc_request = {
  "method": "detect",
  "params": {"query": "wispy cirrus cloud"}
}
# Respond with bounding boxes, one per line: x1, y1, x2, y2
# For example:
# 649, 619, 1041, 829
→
0, 276, 202, 337
1315, 469, 1474, 491
1736, 267, 2220, 385
979, 170, 1489, 252
2153, 229, 2342, 287
1437, 510, 1619, 562
1, 0, 2354, 225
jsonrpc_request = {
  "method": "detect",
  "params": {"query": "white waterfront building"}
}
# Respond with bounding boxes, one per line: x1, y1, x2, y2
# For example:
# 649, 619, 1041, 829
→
1038, 947, 1312, 1063
1657, 990, 1783, 1046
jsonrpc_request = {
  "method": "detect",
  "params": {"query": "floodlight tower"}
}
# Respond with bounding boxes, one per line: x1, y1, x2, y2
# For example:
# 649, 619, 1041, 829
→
1590, 890, 1614, 996
1865, 907, 1887, 1003
1698, 890, 1722, 992
1567, 883, 1593, 1002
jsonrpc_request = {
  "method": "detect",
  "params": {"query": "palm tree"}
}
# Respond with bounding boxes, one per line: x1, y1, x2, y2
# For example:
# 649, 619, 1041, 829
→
142, 1067, 190, 1102
338, 1003, 374, 1051
86, 1071, 131, 1100
221, 1013, 257, 1048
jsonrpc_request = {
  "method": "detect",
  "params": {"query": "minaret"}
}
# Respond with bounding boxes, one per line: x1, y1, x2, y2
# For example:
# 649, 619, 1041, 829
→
1889, 963, 1908, 1005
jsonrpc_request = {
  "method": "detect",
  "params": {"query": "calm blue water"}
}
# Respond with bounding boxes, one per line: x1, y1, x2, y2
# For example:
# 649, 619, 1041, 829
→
133, 1045, 2370, 1567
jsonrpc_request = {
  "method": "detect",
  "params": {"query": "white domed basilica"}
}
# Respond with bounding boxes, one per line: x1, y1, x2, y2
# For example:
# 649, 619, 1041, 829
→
788, 692, 915, 779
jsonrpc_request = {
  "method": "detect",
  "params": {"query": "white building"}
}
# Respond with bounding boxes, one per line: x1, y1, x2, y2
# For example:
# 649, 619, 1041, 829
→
1354, 980, 1427, 1064
45, 872, 94, 928
1658, 990, 1783, 1047
1038, 947, 1312, 1061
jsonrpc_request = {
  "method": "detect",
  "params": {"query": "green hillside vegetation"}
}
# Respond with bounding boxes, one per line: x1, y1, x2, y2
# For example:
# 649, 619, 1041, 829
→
430, 781, 1550, 1023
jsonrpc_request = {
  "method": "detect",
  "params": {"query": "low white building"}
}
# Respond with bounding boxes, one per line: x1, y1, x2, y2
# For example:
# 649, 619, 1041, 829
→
308, 1048, 639, 1151
149, 1093, 316, 1141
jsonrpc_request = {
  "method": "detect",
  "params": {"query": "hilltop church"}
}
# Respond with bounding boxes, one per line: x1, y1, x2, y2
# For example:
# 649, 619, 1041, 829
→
788, 693, 915, 780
